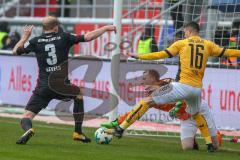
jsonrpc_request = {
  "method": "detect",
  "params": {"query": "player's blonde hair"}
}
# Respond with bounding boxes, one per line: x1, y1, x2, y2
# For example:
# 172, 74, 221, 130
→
143, 69, 160, 81
42, 16, 59, 31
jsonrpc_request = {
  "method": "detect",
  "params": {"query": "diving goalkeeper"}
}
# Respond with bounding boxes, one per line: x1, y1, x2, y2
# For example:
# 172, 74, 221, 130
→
103, 69, 221, 150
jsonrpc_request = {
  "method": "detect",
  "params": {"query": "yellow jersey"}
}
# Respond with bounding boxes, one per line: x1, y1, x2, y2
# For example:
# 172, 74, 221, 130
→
138, 36, 240, 88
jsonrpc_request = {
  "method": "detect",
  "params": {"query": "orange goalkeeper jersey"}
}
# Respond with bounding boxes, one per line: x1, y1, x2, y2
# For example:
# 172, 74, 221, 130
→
118, 101, 190, 124
152, 101, 191, 121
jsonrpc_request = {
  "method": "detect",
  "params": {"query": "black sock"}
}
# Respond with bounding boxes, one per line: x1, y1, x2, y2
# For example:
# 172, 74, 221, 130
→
21, 118, 32, 131
73, 99, 84, 134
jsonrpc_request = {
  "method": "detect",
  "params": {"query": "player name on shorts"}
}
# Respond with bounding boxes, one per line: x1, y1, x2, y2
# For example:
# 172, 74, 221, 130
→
38, 36, 61, 43
152, 84, 173, 97
46, 65, 61, 72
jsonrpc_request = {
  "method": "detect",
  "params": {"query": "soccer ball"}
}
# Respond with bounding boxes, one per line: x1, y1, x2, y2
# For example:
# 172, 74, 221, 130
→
94, 127, 113, 144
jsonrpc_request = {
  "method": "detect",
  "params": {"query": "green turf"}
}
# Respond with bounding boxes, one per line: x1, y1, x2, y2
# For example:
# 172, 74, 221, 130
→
0, 117, 240, 160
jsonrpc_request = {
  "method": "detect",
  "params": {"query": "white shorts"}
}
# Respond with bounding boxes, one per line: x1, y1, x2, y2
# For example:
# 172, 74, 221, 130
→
180, 101, 217, 140
151, 82, 202, 115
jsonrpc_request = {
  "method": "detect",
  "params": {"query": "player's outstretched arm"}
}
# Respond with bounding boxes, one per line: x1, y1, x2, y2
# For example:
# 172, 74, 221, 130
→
13, 25, 34, 55
210, 41, 240, 57
84, 25, 116, 42
127, 40, 181, 60
127, 50, 171, 60
223, 49, 240, 57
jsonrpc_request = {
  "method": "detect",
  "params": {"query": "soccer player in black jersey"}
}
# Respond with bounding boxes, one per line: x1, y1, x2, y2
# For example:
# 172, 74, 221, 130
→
13, 16, 116, 144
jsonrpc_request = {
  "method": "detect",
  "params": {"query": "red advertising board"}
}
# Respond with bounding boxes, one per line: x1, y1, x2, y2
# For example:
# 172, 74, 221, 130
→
74, 24, 161, 58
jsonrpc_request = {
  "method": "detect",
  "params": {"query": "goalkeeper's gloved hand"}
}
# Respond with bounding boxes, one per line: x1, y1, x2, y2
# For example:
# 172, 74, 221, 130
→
169, 101, 183, 118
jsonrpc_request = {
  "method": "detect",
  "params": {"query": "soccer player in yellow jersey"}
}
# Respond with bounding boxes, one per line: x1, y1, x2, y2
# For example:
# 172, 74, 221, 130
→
111, 22, 240, 152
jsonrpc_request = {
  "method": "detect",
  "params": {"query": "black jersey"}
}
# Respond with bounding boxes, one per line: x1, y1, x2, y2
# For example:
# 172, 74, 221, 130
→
20, 32, 85, 87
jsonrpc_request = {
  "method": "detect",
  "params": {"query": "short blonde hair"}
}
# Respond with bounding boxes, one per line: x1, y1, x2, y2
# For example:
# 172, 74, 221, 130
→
143, 69, 160, 80
42, 16, 59, 31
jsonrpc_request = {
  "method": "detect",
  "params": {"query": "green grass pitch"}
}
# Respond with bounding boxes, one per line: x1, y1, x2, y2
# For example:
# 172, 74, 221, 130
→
0, 117, 240, 160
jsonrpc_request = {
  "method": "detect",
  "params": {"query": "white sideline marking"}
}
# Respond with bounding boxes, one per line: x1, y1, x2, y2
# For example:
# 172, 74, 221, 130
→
220, 147, 240, 153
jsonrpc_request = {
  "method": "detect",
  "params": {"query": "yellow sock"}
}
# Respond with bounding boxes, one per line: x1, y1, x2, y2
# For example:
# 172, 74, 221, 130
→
120, 100, 149, 129
193, 113, 212, 145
